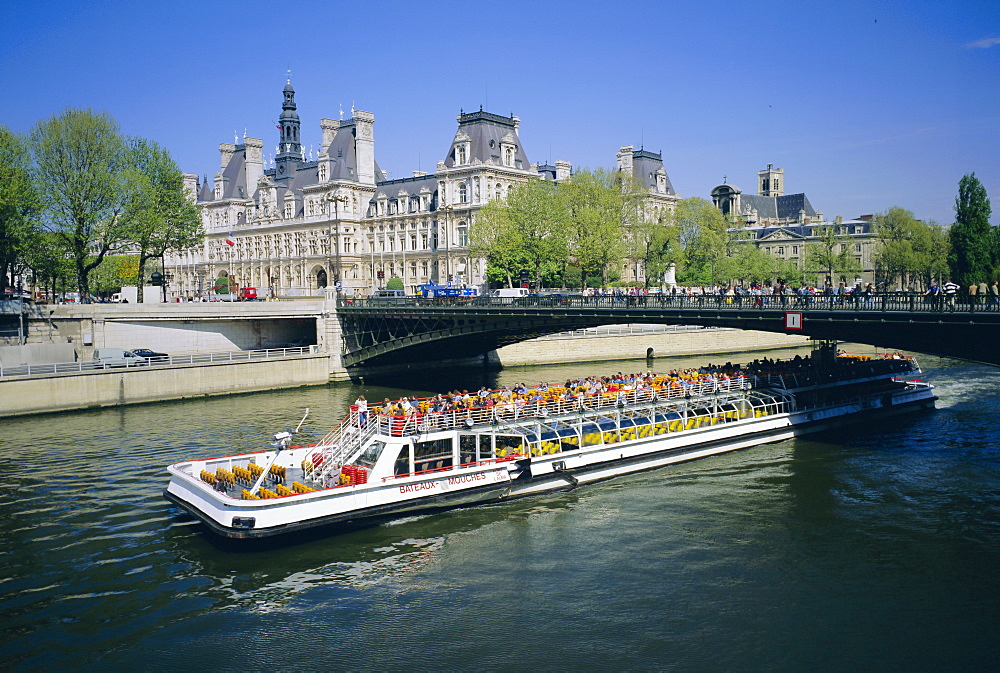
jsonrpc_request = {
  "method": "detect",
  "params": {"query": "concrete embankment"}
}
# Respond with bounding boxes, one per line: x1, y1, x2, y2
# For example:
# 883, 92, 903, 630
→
1, 355, 331, 418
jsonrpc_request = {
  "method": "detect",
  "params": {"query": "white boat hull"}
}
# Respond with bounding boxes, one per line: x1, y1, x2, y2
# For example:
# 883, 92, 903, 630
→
165, 382, 935, 539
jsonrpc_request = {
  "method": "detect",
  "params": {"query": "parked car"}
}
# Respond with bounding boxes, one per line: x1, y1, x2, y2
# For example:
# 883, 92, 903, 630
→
92, 348, 146, 368
130, 348, 169, 363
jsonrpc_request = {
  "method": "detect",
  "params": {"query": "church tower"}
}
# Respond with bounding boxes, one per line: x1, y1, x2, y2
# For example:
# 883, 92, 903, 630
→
758, 163, 783, 197
275, 79, 301, 182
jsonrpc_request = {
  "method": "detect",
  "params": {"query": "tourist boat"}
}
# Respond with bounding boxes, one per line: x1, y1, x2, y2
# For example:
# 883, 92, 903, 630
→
164, 343, 936, 539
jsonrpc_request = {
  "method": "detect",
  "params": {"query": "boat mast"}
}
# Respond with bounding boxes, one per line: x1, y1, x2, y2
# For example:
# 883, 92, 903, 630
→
248, 408, 310, 495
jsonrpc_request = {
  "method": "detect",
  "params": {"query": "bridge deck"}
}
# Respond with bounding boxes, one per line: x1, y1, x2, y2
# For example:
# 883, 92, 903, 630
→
336, 293, 1000, 368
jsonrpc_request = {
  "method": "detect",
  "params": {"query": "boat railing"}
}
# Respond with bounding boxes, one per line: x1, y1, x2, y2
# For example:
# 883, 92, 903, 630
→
753, 356, 918, 390
303, 411, 384, 483
369, 375, 751, 437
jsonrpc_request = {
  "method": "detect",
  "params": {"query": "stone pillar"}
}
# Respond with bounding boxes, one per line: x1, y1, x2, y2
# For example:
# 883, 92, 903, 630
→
318, 299, 349, 381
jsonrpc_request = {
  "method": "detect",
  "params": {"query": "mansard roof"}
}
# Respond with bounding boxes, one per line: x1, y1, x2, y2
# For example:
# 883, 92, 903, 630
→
738, 219, 873, 239
374, 173, 438, 201
321, 118, 386, 182
739, 192, 816, 220
631, 148, 676, 195
443, 109, 530, 169
219, 145, 250, 200
197, 176, 213, 202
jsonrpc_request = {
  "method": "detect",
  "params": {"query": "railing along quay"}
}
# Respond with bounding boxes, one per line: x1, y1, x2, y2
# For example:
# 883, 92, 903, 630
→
0, 346, 318, 378
340, 292, 1000, 314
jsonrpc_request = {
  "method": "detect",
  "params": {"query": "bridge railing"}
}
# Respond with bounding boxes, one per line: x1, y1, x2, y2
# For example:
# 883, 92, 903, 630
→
340, 292, 1000, 313
0, 346, 317, 378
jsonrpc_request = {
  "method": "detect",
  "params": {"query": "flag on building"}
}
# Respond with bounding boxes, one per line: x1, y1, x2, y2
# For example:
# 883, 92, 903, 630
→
225, 232, 235, 246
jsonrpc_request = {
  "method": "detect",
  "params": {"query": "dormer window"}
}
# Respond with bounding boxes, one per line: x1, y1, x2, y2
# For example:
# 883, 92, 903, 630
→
457, 145, 467, 164
504, 147, 513, 166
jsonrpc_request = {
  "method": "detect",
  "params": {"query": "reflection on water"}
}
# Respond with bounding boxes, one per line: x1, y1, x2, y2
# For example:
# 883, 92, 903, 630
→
1, 346, 998, 670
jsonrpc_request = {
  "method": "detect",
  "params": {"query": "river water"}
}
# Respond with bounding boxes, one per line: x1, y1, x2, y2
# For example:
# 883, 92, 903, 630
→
1, 345, 998, 671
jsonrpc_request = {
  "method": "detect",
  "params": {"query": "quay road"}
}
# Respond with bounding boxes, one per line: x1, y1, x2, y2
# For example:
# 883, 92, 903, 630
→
0, 346, 315, 378
337, 292, 1000, 368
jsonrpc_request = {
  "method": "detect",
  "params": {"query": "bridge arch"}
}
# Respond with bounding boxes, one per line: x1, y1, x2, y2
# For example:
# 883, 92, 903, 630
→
336, 296, 1000, 370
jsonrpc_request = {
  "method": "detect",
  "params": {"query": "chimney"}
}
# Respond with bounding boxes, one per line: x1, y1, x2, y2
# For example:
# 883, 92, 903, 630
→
555, 160, 572, 182
244, 138, 263, 193
219, 143, 236, 170
353, 110, 376, 185
181, 173, 198, 201
319, 118, 340, 152
616, 146, 634, 173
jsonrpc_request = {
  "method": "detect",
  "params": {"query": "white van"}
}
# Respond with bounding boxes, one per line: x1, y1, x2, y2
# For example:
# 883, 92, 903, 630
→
92, 348, 145, 368
490, 288, 530, 298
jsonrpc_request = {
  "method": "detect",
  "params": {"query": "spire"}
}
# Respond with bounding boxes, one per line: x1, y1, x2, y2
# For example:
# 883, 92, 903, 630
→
275, 76, 301, 180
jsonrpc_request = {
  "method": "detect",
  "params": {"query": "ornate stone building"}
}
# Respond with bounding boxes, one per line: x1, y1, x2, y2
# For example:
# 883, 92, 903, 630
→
168, 82, 678, 297
710, 164, 819, 227
713, 166, 878, 284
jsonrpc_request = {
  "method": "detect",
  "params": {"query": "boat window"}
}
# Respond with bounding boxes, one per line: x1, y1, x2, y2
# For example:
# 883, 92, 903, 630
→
581, 424, 603, 446
494, 435, 524, 457
355, 441, 386, 469
477, 434, 494, 461
393, 445, 411, 476
414, 438, 453, 472
459, 434, 477, 465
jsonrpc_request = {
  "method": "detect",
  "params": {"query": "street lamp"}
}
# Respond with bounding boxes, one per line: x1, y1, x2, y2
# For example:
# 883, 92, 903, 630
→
326, 192, 348, 292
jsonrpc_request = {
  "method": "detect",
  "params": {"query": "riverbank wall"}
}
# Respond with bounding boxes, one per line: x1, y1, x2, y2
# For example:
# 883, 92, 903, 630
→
1, 354, 331, 417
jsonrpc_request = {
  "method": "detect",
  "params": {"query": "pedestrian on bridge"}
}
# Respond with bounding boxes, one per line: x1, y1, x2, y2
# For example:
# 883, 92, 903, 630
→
924, 282, 942, 310
943, 280, 960, 312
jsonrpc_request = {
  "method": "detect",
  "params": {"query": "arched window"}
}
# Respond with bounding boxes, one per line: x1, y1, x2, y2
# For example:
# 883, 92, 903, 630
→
458, 183, 468, 203
457, 145, 466, 164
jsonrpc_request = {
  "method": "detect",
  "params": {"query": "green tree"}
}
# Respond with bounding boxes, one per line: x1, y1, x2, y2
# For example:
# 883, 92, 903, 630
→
872, 207, 950, 290
720, 228, 788, 286
470, 179, 568, 287
385, 276, 404, 291
948, 172, 994, 286
672, 197, 728, 284
633, 213, 680, 288
805, 224, 862, 286
0, 126, 41, 295
562, 168, 645, 288
873, 207, 920, 288
24, 230, 76, 299
29, 108, 133, 299
124, 138, 202, 301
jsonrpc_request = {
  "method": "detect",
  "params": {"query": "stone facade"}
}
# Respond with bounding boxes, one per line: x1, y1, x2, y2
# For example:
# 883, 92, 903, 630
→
713, 166, 879, 285
167, 84, 679, 297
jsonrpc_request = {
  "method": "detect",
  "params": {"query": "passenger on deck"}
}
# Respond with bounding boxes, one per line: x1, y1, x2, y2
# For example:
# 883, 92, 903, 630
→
355, 395, 368, 426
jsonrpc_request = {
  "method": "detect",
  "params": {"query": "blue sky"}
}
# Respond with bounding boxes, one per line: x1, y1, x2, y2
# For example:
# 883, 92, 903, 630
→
3, 0, 998, 225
